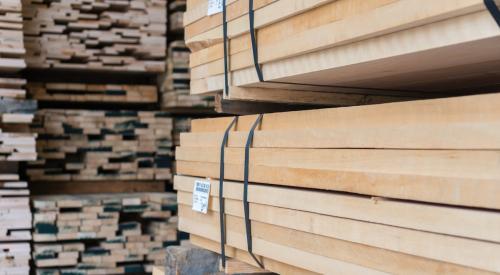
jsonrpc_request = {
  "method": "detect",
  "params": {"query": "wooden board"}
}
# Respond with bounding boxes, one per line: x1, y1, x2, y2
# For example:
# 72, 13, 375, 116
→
174, 175, 500, 243
29, 82, 158, 104
189, 235, 318, 275
29, 180, 166, 195
178, 204, 495, 274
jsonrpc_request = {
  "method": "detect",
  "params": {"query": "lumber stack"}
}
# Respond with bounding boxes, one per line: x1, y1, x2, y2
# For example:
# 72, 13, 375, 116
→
0, 80, 37, 161
22, 0, 166, 73
173, 117, 191, 147
161, 41, 214, 109
1, 0, 37, 160
27, 109, 173, 181
185, 0, 500, 107
0, 176, 31, 275
28, 82, 158, 104
0, 0, 25, 73
168, 0, 186, 33
0, 3, 34, 273
174, 93, 500, 274
32, 192, 178, 274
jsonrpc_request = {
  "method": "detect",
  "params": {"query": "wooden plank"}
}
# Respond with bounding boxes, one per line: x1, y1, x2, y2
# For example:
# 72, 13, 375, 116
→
184, 0, 277, 40
174, 175, 500, 243
178, 203, 496, 274
29, 82, 158, 104
215, 93, 325, 114
186, 93, 500, 141
190, 234, 318, 275
181, 218, 385, 274
176, 156, 500, 210
223, 258, 274, 274
29, 181, 166, 195
153, 266, 165, 275
223, 86, 422, 105
192, 9, 500, 94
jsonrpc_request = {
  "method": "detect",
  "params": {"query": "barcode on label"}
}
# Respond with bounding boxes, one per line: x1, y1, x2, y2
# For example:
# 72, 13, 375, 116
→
207, 0, 223, 16
192, 179, 211, 214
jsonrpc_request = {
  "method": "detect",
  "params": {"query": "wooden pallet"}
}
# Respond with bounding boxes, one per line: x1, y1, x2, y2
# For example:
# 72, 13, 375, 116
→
29, 82, 158, 104
32, 192, 178, 275
186, 0, 500, 106
28, 109, 173, 181
22, 0, 166, 73
174, 93, 500, 274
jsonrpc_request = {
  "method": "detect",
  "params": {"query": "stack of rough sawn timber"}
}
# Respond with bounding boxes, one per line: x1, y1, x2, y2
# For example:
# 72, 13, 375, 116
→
174, 93, 500, 274
185, 0, 500, 106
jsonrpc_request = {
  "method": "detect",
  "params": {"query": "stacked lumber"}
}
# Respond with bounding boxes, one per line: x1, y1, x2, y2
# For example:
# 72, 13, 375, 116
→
0, 176, 31, 275
22, 0, 166, 73
0, 0, 25, 73
174, 93, 500, 274
28, 82, 158, 104
0, 0, 37, 160
32, 192, 178, 274
27, 109, 173, 181
0, 91, 37, 160
185, 0, 500, 106
0, 92, 37, 161
0, 4, 33, 272
161, 41, 214, 108
168, 0, 186, 33
173, 117, 191, 147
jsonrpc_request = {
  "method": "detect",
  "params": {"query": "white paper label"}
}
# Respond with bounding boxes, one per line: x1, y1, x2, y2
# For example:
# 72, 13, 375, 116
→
207, 0, 223, 16
192, 179, 211, 214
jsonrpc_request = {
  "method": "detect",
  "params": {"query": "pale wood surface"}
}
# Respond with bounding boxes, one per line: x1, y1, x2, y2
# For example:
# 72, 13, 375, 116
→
179, 203, 495, 274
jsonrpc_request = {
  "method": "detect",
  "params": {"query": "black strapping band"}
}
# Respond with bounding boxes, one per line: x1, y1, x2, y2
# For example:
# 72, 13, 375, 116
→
243, 114, 264, 269
248, 0, 264, 82
485, 0, 500, 27
223, 0, 230, 95
219, 116, 238, 268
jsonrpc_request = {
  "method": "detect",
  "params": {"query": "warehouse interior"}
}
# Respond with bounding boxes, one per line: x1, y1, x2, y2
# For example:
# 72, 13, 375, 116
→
1, 0, 500, 274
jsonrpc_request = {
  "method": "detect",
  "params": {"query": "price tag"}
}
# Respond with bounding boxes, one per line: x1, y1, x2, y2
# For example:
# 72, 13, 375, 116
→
192, 179, 211, 214
207, 0, 223, 16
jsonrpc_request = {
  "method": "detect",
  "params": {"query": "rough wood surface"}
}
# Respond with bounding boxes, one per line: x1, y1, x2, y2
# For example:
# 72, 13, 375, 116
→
186, 0, 500, 107
29, 82, 158, 104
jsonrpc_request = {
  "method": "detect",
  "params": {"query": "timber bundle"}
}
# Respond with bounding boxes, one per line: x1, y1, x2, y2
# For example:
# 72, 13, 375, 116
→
22, 0, 167, 73
175, 93, 500, 274
0, 2, 35, 273
28, 110, 173, 181
185, 0, 500, 108
32, 192, 178, 274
